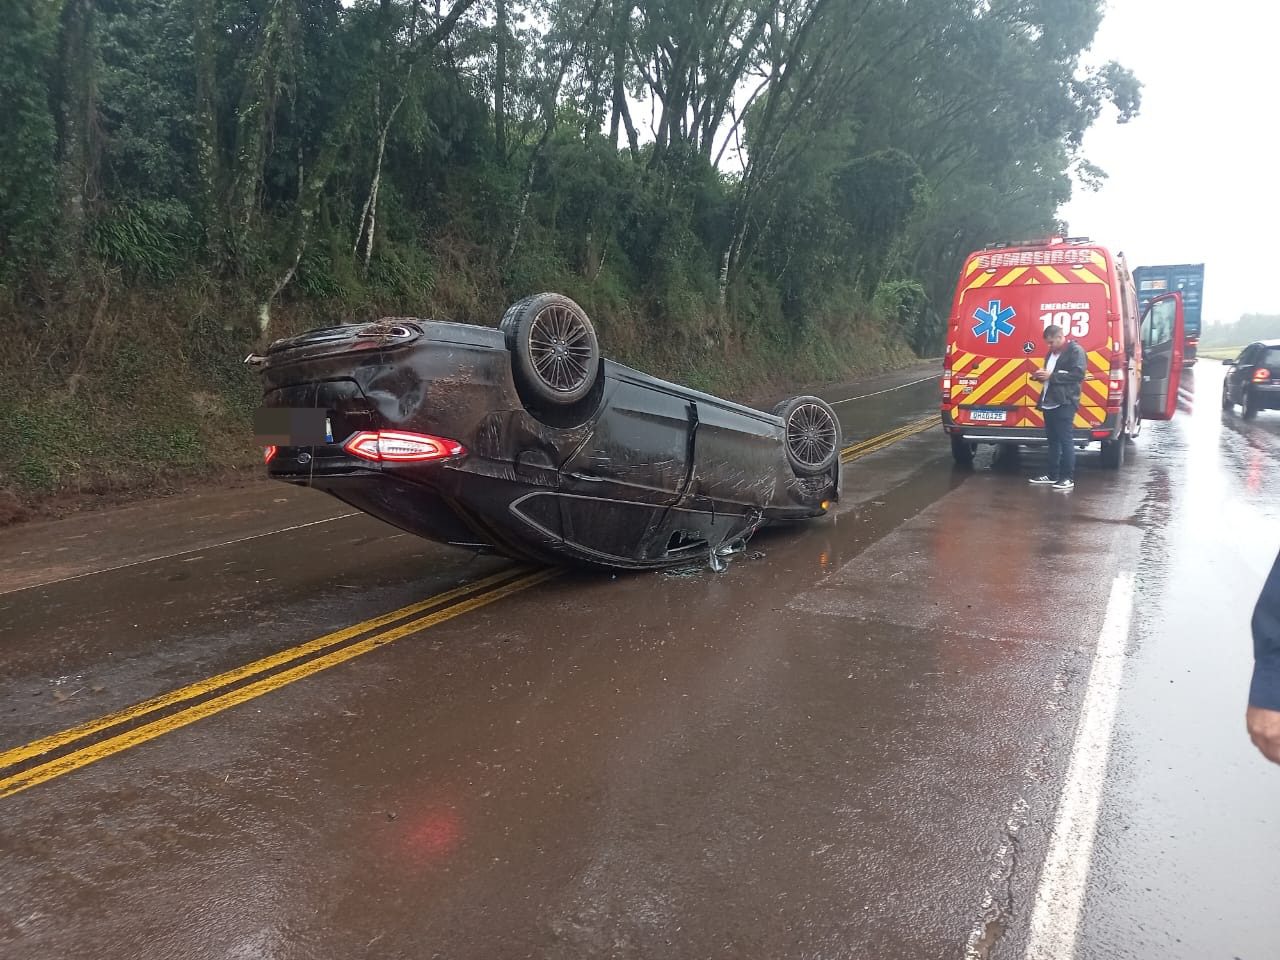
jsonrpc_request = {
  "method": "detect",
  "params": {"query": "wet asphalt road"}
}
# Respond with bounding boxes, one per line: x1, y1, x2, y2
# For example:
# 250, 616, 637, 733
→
1, 363, 1277, 960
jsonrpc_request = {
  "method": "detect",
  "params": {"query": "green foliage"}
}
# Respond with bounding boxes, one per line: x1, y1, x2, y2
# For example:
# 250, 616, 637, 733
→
2, 0, 1137, 318
88, 200, 195, 282
874, 279, 937, 355
3, 395, 100, 492
0, 0, 60, 274
126, 423, 205, 466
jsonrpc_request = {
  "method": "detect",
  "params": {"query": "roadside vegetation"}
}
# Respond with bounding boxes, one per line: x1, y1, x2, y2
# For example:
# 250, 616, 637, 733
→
0, 0, 1138, 520
1199, 347, 1245, 362
1200, 315, 1280, 357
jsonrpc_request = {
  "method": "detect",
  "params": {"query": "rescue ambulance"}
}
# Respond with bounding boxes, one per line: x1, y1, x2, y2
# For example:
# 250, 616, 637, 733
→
942, 236, 1186, 468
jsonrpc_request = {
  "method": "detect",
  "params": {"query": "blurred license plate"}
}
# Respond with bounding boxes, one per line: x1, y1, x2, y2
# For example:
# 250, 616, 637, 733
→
969, 408, 1007, 423
254, 408, 329, 445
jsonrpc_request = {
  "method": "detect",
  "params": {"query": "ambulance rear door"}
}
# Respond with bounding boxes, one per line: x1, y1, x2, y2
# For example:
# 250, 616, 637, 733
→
949, 254, 1114, 432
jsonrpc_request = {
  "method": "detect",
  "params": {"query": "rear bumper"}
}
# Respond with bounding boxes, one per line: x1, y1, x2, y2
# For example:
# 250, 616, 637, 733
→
1250, 384, 1280, 409
941, 409, 1122, 444
949, 429, 1100, 446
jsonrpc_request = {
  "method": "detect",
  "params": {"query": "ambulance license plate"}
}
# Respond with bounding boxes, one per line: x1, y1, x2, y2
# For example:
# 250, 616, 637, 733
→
969, 408, 1007, 423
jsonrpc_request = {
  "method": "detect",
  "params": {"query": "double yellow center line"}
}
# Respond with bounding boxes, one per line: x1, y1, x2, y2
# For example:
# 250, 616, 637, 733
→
1, 412, 938, 800
840, 414, 939, 463
0, 567, 556, 799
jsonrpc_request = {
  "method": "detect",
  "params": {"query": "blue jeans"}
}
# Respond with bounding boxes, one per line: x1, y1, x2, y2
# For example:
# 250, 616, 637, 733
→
1043, 405, 1077, 481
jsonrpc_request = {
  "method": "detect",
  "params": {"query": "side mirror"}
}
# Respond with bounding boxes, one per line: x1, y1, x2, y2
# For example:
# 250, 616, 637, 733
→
1222, 358, 1235, 365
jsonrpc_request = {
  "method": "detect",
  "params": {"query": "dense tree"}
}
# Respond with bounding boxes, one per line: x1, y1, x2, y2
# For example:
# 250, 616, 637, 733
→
0, 0, 1139, 349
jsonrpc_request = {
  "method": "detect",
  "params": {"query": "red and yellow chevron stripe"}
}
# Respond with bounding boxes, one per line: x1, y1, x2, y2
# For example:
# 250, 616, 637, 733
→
960, 253, 1111, 298
947, 349, 1112, 429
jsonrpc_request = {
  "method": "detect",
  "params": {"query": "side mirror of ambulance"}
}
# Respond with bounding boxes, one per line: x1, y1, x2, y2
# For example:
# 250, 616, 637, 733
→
1137, 291, 1185, 421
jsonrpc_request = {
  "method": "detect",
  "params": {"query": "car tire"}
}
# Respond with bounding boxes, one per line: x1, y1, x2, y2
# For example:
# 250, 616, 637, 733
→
950, 434, 976, 466
1100, 437, 1124, 469
774, 396, 841, 476
1222, 384, 1234, 412
1242, 388, 1259, 420
500, 293, 601, 407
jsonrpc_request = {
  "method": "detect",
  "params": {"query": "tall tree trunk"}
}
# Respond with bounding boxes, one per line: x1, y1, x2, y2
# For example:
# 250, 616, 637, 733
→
494, 0, 507, 157
228, 0, 292, 250
610, 0, 640, 159
56, 0, 100, 257
505, 0, 605, 265
259, 0, 480, 335
259, 145, 306, 335
354, 84, 409, 274
192, 0, 221, 259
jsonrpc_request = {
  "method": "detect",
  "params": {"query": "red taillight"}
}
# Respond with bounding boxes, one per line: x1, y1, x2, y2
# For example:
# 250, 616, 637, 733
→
341, 430, 465, 463
264, 445, 277, 464
1106, 369, 1125, 410
1254, 368, 1272, 383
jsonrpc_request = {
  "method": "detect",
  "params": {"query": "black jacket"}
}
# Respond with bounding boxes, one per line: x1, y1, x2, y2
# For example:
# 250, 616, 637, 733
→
1250, 548, 1280, 711
1037, 340, 1087, 410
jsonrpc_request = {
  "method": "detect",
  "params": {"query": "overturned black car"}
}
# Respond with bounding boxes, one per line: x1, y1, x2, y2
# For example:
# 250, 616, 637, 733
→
251, 293, 841, 570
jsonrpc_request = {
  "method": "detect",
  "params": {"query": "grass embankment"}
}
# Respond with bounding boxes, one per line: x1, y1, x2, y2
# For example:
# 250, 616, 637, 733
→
0, 262, 917, 526
1197, 346, 1243, 361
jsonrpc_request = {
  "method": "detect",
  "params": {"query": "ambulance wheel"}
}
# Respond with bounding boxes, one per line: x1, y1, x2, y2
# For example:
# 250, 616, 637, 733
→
951, 435, 976, 466
1100, 437, 1124, 469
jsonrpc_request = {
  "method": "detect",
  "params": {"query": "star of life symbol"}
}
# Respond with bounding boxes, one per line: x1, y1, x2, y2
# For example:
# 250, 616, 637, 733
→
972, 299, 1016, 344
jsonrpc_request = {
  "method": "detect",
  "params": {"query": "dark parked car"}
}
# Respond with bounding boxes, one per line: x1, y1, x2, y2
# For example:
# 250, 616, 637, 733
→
250, 293, 842, 570
1222, 340, 1280, 419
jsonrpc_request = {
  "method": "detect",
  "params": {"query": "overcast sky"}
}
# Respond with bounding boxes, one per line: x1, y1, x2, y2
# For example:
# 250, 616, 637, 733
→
1060, 0, 1280, 325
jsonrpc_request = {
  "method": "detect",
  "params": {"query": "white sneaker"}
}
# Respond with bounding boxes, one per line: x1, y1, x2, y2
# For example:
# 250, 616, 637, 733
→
1053, 479, 1075, 491
1028, 475, 1056, 485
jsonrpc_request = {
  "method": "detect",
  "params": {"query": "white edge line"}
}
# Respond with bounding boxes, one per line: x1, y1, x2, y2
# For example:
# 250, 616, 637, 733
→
830, 374, 940, 405
2, 513, 360, 596
1023, 571, 1135, 960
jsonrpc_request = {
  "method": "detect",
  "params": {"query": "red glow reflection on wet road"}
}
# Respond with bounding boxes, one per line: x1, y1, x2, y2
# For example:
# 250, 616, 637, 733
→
407, 806, 463, 861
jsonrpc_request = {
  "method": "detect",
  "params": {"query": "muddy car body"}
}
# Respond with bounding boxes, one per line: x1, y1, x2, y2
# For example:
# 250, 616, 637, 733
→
253, 294, 841, 570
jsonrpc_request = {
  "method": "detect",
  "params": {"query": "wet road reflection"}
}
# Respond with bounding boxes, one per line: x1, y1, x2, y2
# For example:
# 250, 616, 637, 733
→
0, 362, 1276, 959
1063, 362, 1280, 960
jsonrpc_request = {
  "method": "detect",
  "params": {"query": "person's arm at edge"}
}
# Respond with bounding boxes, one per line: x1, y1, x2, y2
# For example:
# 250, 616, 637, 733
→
1247, 548, 1280, 764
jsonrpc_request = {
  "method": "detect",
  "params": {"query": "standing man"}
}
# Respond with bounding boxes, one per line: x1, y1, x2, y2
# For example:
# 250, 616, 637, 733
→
1247, 548, 1280, 764
1029, 324, 1087, 490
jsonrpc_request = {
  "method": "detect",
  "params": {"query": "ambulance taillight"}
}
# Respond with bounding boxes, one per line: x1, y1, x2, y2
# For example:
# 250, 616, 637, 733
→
1107, 369, 1126, 412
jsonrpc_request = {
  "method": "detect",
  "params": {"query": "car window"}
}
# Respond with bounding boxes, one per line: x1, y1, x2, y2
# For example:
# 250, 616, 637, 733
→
1263, 347, 1280, 369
